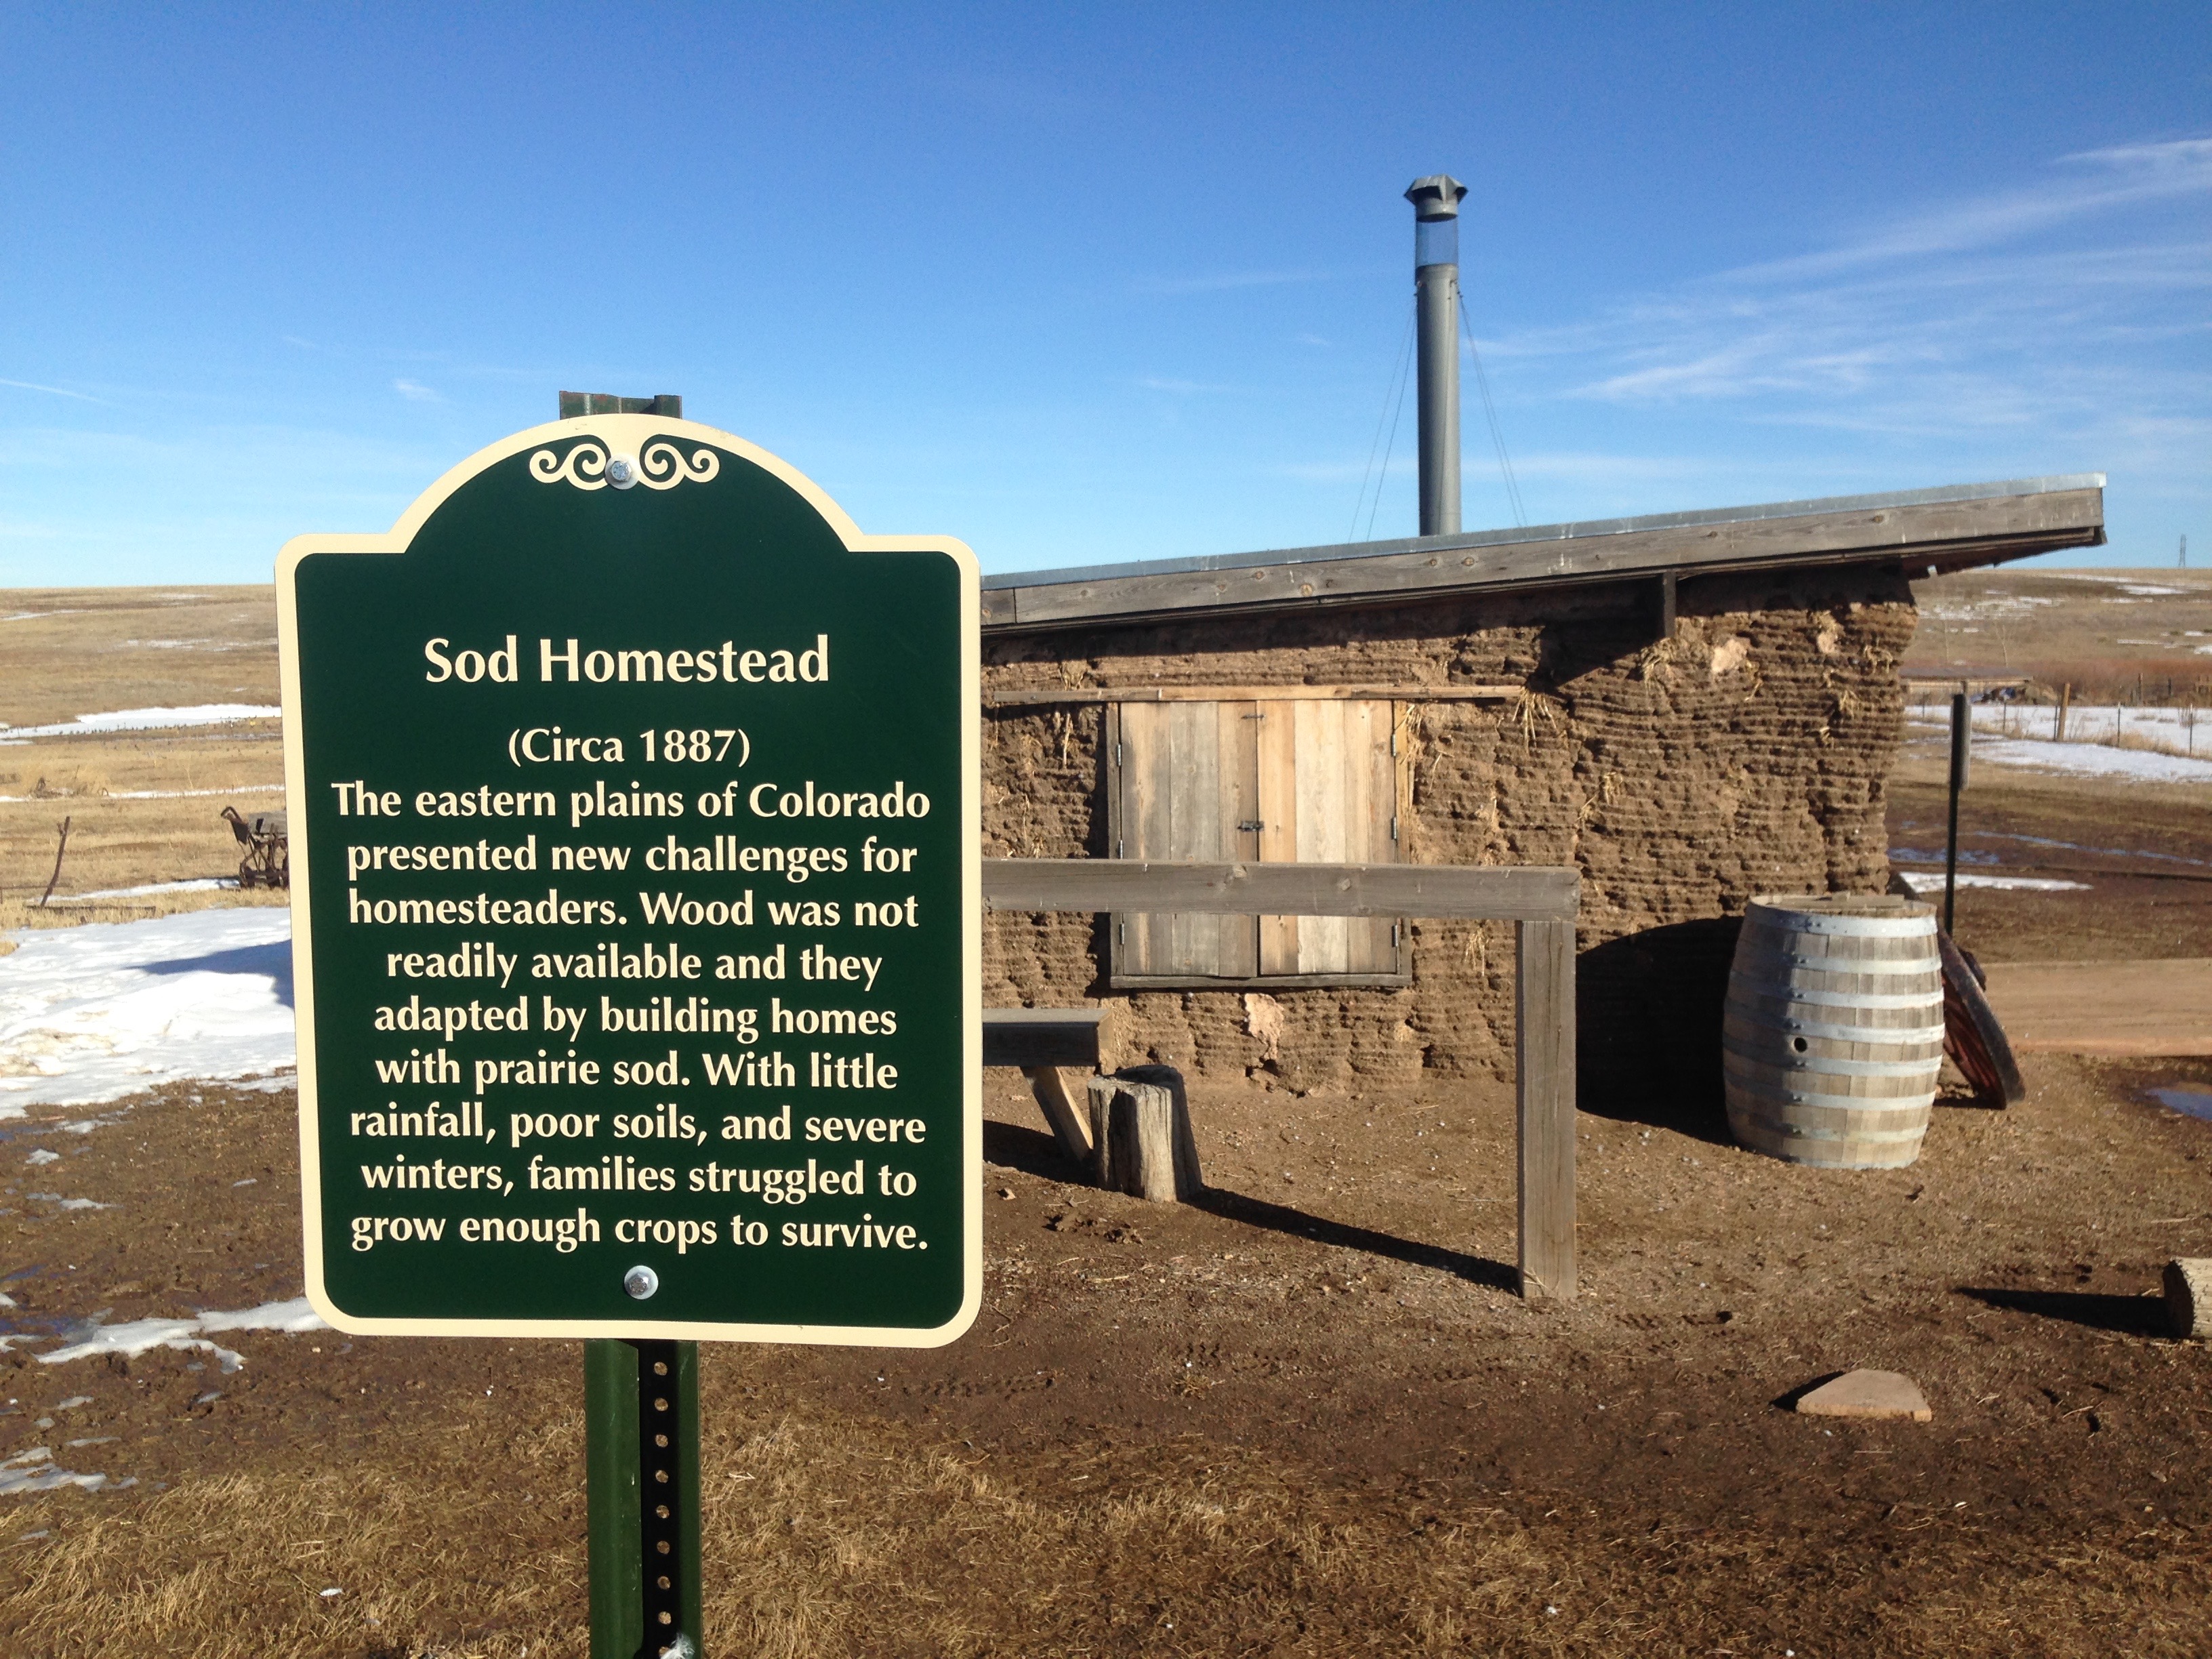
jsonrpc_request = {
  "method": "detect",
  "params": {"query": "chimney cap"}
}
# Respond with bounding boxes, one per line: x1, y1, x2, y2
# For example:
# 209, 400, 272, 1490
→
1404, 175, 1469, 222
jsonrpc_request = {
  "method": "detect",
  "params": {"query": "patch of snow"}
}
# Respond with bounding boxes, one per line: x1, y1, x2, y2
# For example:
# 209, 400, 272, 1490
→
24, 1148, 60, 1166
49, 878, 239, 903
197, 1296, 324, 1334
1898, 872, 2090, 894
1967, 736, 2212, 785
1907, 708, 2212, 783
37, 1323, 226, 1371
0, 907, 295, 1113
1889, 847, 2000, 867
0, 704, 280, 739
0, 1446, 131, 1496
36, 1296, 326, 1372
1964, 831, 2207, 868
225, 1072, 299, 1094
112, 784, 284, 802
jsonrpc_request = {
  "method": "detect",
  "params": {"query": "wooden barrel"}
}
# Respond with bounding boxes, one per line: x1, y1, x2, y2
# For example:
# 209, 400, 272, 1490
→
1723, 894, 1944, 1168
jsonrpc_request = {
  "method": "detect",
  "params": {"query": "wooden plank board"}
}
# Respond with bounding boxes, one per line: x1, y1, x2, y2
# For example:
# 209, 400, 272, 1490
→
1256, 699, 1300, 975
981, 487, 2104, 632
1515, 918, 1578, 1304
1294, 700, 1352, 971
984, 859, 1579, 921
1115, 700, 1266, 977
1023, 1066, 1094, 1163
980, 1008, 1106, 1069
1164, 700, 1222, 972
1357, 701, 1400, 974
983, 683, 1523, 705
1216, 701, 1261, 977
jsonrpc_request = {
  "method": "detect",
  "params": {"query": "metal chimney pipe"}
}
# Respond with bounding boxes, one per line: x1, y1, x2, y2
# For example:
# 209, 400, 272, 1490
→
1405, 174, 1468, 537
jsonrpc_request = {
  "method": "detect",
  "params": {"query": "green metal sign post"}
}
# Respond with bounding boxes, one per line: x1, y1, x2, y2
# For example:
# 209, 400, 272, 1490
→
279, 403, 982, 1656
587, 1338, 701, 1656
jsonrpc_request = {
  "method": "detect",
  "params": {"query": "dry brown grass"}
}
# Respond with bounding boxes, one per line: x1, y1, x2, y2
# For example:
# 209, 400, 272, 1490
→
0, 587, 276, 729
1906, 567, 2212, 699
0, 731, 288, 952
5, 1398, 2205, 1658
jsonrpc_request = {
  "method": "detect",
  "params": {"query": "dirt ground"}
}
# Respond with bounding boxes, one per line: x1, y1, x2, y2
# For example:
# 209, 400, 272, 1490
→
2, 584, 2210, 1657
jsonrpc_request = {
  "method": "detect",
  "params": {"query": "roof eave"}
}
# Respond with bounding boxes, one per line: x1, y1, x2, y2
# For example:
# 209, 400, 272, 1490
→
979, 476, 2106, 636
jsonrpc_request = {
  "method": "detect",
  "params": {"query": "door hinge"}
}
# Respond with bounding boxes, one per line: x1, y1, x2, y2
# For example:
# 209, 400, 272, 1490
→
1238, 819, 1264, 832
1391, 815, 1399, 842
1115, 838, 1124, 859
1115, 741, 1123, 765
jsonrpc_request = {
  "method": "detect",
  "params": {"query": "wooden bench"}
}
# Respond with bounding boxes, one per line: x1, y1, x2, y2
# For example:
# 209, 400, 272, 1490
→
981, 1007, 1103, 1164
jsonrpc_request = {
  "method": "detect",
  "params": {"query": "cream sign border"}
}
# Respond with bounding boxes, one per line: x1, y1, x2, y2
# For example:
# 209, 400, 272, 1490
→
277, 413, 984, 1347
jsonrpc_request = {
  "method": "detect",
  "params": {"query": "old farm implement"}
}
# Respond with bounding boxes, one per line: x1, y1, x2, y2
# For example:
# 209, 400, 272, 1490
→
220, 804, 289, 889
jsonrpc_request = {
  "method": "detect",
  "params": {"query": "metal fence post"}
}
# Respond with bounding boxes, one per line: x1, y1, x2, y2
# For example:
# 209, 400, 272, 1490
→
588, 1338, 703, 1658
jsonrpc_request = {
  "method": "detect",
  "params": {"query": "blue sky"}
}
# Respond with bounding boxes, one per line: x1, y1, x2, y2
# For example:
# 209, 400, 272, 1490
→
2, 3, 2206, 585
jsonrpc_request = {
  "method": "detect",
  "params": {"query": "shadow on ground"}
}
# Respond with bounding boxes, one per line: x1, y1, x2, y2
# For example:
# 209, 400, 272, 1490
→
1959, 1286, 2175, 1337
985, 1120, 1518, 1291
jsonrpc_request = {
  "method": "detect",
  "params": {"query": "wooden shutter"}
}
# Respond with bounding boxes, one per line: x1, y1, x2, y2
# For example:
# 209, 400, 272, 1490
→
1111, 700, 1259, 978
1109, 698, 1403, 986
1258, 699, 1399, 975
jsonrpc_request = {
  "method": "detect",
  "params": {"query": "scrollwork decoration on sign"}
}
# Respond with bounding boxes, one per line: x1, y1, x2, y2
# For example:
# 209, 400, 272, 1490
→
529, 439, 720, 492
529, 442, 609, 491
636, 440, 720, 489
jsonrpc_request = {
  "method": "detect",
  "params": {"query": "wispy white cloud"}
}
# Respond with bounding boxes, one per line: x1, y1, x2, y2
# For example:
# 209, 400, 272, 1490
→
1725, 137, 2212, 282
1463, 135, 2212, 487
392, 378, 443, 403
0, 377, 108, 405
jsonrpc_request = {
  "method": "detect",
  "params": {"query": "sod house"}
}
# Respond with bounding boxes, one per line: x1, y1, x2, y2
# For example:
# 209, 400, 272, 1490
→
975, 474, 2105, 1107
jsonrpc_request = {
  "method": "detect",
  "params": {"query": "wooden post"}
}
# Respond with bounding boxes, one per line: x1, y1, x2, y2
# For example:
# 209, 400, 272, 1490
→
1022, 1066, 1094, 1163
38, 815, 70, 908
1515, 918, 1576, 1303
1944, 691, 1969, 937
1086, 1067, 1202, 1201
2169, 1258, 2212, 1340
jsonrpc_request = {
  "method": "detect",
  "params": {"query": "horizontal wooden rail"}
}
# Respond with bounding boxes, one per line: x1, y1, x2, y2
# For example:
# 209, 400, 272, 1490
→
979, 858, 1578, 1303
983, 683, 1522, 707
981, 859, 1578, 923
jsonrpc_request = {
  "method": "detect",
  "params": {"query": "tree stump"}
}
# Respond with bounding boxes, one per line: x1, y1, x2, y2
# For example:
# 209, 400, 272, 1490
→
2168, 1258, 2212, 1340
1085, 1066, 1202, 1202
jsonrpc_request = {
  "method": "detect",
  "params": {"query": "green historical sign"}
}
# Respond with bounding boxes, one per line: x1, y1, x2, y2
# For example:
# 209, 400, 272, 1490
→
279, 416, 980, 1345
